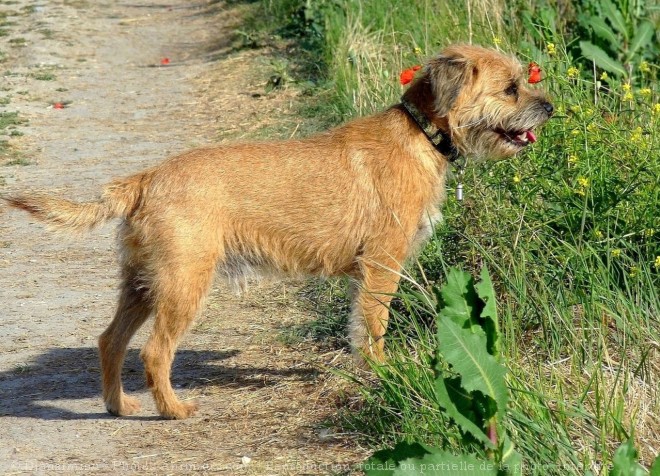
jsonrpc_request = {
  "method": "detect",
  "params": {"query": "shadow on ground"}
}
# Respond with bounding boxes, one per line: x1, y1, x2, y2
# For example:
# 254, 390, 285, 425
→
0, 347, 318, 421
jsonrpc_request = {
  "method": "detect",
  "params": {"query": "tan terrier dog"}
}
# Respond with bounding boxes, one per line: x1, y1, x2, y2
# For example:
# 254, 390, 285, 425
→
4, 45, 552, 419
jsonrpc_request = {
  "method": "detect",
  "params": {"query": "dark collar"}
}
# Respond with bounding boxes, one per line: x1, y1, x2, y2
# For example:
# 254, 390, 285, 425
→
401, 98, 460, 163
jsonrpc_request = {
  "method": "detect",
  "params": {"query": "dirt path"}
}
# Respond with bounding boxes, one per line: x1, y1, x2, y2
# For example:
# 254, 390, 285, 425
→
0, 1, 366, 474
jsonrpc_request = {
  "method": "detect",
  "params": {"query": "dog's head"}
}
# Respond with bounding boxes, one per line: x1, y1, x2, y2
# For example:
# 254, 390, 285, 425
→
402, 44, 553, 160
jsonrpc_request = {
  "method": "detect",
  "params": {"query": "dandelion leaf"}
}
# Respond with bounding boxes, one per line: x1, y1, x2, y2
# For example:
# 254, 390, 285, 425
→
500, 435, 523, 476
587, 15, 620, 47
579, 41, 625, 76
650, 454, 660, 476
610, 438, 653, 476
601, 0, 627, 37
628, 21, 654, 59
434, 374, 494, 447
438, 268, 482, 333
611, 439, 647, 476
474, 267, 499, 356
434, 268, 508, 431
438, 317, 508, 421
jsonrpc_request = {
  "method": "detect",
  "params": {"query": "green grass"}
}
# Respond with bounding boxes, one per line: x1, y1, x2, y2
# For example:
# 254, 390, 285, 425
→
279, 279, 351, 349
31, 71, 56, 81
0, 111, 26, 162
0, 111, 23, 129
38, 28, 54, 39
8, 37, 26, 46
248, 1, 659, 473
4, 156, 30, 166
0, 139, 27, 165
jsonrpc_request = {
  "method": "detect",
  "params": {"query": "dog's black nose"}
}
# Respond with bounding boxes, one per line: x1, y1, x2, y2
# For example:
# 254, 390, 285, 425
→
542, 102, 554, 116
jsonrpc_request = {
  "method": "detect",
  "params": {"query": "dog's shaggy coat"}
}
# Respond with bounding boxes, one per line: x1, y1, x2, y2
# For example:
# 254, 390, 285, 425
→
4, 45, 552, 419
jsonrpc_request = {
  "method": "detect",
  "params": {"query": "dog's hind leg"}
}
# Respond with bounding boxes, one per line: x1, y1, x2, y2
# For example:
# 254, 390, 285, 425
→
98, 265, 152, 416
140, 252, 218, 420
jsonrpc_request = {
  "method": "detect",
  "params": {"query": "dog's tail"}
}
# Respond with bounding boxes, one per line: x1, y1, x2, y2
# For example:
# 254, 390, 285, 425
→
4, 173, 148, 233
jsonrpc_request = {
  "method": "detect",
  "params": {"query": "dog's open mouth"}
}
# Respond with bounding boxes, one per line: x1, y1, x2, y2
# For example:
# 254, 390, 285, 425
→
495, 128, 537, 147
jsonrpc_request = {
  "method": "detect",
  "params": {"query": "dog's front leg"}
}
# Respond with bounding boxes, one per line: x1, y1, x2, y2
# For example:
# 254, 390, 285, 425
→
349, 259, 403, 366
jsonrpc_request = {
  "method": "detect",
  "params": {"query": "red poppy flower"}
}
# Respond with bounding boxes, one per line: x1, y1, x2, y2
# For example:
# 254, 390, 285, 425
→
160, 58, 170, 65
400, 65, 421, 85
53, 102, 64, 109
528, 62, 542, 84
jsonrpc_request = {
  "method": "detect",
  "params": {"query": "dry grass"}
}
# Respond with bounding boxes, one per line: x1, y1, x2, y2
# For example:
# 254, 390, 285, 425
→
515, 337, 660, 467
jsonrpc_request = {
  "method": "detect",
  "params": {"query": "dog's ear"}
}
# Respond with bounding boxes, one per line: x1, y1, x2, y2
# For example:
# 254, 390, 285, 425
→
426, 54, 475, 116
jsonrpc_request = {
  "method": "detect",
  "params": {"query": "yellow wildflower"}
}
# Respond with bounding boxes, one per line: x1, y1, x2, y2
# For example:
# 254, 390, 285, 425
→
568, 154, 578, 164
576, 176, 589, 196
612, 249, 621, 258
571, 129, 580, 136
654, 256, 660, 269
585, 108, 594, 115
654, 104, 660, 115
643, 228, 655, 238
547, 43, 557, 56
623, 91, 634, 101
570, 104, 581, 113
630, 126, 643, 143
513, 174, 521, 184
413, 46, 422, 55
493, 36, 502, 46
567, 67, 579, 78
587, 123, 598, 132
594, 230, 603, 239
639, 61, 651, 73
629, 266, 638, 278
622, 83, 631, 92
640, 88, 652, 98
600, 71, 609, 81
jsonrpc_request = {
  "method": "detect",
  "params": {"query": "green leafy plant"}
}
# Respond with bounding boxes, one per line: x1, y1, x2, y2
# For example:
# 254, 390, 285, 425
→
578, 0, 658, 77
610, 439, 660, 476
364, 268, 521, 476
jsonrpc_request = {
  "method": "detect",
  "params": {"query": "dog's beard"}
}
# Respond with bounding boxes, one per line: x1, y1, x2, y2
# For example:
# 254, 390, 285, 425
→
453, 107, 550, 160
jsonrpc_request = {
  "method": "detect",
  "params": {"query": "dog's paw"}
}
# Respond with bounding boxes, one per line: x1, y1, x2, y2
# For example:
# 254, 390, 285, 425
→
160, 400, 199, 420
106, 394, 142, 416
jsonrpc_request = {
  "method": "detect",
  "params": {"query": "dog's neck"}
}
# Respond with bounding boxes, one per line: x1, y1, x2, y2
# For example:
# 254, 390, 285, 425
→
400, 98, 460, 163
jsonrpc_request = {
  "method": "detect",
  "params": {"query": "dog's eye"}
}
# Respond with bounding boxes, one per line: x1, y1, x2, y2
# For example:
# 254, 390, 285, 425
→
505, 83, 518, 97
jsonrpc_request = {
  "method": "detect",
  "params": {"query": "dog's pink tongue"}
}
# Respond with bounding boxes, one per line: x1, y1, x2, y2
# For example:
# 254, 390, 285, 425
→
526, 130, 537, 143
